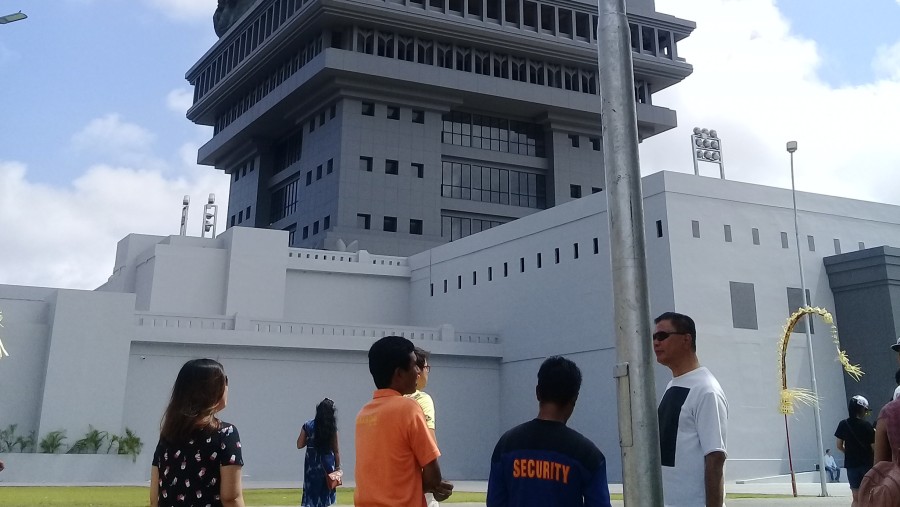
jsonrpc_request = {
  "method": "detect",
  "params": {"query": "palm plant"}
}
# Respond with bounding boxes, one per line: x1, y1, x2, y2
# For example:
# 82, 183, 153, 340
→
15, 431, 35, 452
68, 426, 108, 454
38, 429, 67, 454
116, 428, 143, 462
0, 424, 17, 452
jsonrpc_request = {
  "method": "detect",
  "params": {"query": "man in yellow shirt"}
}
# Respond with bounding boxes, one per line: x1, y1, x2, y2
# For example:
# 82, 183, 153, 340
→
408, 347, 439, 507
355, 336, 453, 507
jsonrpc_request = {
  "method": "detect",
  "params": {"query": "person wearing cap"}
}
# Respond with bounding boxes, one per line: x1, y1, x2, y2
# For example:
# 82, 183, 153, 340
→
892, 337, 900, 361
834, 395, 875, 507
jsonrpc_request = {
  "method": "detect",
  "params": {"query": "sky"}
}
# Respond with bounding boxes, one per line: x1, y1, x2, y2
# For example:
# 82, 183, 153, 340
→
0, 0, 899, 290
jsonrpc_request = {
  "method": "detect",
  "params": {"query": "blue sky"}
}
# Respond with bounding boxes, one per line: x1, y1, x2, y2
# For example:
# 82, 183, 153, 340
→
1, 0, 899, 289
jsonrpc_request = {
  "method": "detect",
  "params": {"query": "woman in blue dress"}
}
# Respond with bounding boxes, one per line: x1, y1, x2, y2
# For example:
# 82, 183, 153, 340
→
297, 398, 340, 507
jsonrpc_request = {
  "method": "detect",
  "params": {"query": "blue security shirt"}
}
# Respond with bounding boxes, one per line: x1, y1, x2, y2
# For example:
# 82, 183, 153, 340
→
487, 419, 612, 507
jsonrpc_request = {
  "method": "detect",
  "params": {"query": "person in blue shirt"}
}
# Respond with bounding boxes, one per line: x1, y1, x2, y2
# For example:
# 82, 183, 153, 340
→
487, 356, 612, 507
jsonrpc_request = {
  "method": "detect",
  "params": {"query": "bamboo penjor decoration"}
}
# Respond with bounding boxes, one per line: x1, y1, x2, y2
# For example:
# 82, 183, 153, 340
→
0, 310, 8, 359
778, 306, 862, 415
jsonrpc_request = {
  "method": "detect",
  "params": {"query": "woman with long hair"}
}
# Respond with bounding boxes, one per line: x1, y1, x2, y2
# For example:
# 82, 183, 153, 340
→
150, 359, 244, 507
297, 398, 340, 507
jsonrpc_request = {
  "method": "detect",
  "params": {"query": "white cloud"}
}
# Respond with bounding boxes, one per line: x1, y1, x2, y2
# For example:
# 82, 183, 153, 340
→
143, 0, 217, 22
166, 88, 194, 114
0, 158, 229, 290
71, 114, 156, 158
640, 0, 900, 206
873, 40, 900, 80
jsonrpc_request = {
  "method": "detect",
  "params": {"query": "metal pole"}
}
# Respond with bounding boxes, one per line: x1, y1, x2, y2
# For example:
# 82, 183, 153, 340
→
789, 145, 829, 496
597, 0, 663, 505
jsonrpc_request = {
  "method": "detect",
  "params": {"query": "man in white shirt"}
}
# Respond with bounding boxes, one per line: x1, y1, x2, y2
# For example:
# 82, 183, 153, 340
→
823, 449, 840, 482
654, 312, 728, 507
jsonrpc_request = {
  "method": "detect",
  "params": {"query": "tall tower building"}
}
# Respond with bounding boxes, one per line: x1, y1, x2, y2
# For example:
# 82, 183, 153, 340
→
187, 0, 694, 255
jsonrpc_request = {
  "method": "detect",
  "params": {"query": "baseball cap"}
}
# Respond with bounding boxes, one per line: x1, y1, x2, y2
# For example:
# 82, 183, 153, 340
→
851, 395, 869, 410
892, 337, 900, 352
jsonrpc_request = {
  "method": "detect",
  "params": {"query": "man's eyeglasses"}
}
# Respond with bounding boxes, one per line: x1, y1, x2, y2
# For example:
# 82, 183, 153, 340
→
421, 365, 431, 373
652, 331, 682, 342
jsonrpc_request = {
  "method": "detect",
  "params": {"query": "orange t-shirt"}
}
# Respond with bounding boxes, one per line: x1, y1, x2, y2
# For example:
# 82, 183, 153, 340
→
354, 389, 441, 507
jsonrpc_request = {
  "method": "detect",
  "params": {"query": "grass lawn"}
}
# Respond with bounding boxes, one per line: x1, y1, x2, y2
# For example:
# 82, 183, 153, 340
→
0, 487, 488, 506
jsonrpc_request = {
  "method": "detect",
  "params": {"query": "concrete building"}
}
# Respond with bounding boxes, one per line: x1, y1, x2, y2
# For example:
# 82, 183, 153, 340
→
187, 0, 694, 255
3, 170, 900, 484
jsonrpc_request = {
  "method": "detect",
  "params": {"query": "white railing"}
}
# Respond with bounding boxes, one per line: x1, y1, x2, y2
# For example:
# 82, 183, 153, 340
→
250, 320, 499, 344
286, 248, 409, 267
135, 314, 234, 330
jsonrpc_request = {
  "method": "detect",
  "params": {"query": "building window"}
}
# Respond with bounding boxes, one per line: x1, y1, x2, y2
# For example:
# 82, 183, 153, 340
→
752, 228, 760, 245
324, 215, 331, 229
834, 238, 841, 254
410, 219, 423, 235
306, 171, 313, 186
285, 225, 296, 246
444, 279, 448, 293
555, 248, 560, 264
383, 216, 397, 232
238, 210, 243, 223
656, 220, 663, 238
270, 177, 300, 222
537, 252, 542, 268
360, 156, 373, 172
691, 220, 700, 238
410, 163, 424, 178
593, 237, 599, 254
724, 225, 732, 243
592, 187, 602, 194
385, 159, 399, 175
412, 110, 425, 123
302, 225, 309, 239
781, 232, 789, 249
859, 241, 866, 250
590, 137, 602, 151
488, 266, 493, 281
230, 215, 236, 227
319, 111, 325, 126
503, 262, 508, 277
329, 104, 336, 118
387, 106, 400, 120
441, 162, 546, 209
362, 102, 375, 116
245, 206, 251, 221
520, 257, 525, 273
808, 235, 816, 252
441, 111, 545, 157
787, 287, 814, 333
327, 159, 333, 174
309, 120, 315, 133
570, 184, 582, 198
440, 215, 503, 241
457, 275, 462, 289
316, 164, 323, 180
313, 221, 319, 235
357, 213, 371, 229
573, 243, 579, 259
730, 281, 758, 330
568, 134, 580, 147
472, 271, 477, 285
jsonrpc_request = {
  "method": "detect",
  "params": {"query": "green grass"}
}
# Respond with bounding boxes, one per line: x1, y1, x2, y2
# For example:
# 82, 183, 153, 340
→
0, 487, 488, 506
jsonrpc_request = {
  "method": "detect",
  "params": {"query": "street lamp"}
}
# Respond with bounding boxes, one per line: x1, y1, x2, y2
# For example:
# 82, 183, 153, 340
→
787, 140, 829, 497
201, 193, 218, 238
0, 11, 27, 24
691, 127, 725, 179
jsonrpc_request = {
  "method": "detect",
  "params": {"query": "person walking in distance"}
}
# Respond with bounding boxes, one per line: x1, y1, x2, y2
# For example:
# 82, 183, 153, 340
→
407, 347, 440, 507
486, 356, 612, 507
654, 312, 728, 507
823, 449, 840, 482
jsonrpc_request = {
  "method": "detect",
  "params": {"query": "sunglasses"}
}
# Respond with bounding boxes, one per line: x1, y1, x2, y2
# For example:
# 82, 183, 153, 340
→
652, 331, 683, 342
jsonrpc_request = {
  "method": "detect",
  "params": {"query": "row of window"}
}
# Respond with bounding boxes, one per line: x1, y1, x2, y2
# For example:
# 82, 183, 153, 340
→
299, 215, 332, 241
441, 161, 547, 209
689, 220, 864, 254
270, 157, 336, 223
230, 205, 253, 226
729, 282, 815, 333
214, 32, 324, 134
357, 214, 424, 235
441, 111, 545, 157
361, 102, 426, 123
232, 159, 256, 182
358, 157, 426, 178
568, 134, 602, 151
429, 237, 601, 295
441, 215, 505, 241
307, 103, 338, 134
569, 185, 603, 199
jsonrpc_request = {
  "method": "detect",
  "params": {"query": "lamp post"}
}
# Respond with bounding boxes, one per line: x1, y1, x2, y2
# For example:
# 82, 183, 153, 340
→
0, 11, 27, 24
691, 127, 725, 179
201, 193, 218, 238
179, 195, 190, 236
787, 140, 829, 497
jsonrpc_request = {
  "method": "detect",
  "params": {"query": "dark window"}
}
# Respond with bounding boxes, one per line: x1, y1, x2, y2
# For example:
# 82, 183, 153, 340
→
309, 120, 315, 133
592, 187, 602, 194
834, 238, 841, 254
383, 216, 397, 232
385, 160, 399, 175
570, 184, 582, 198
787, 287, 814, 333
488, 266, 493, 281
316, 164, 323, 180
430, 283, 434, 297
410, 219, 423, 235
441, 161, 546, 209
537, 252, 542, 268
808, 235, 816, 252
324, 216, 331, 229
656, 220, 663, 238
519, 257, 525, 273
724, 225, 732, 243
329, 104, 336, 118
319, 111, 325, 126
230, 215, 236, 226
569, 134, 579, 147
360, 156, 373, 172
458, 275, 462, 289
387, 106, 400, 120
555, 248, 560, 264
590, 137, 602, 151
503, 262, 508, 277
412, 110, 425, 123
444, 279, 448, 293
306, 171, 312, 186
238, 210, 243, 223
859, 241, 866, 250
781, 232, 789, 249
730, 282, 758, 330
361, 102, 375, 116
573, 243, 579, 259
413, 163, 424, 178
357, 213, 371, 229
327, 159, 333, 174
752, 228, 760, 245
691, 220, 700, 238
593, 237, 599, 254
441, 111, 545, 157
313, 221, 319, 235
473, 271, 477, 285
302, 225, 309, 239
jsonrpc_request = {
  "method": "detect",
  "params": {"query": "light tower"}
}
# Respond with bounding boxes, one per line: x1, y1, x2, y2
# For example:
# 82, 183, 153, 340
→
691, 127, 725, 179
201, 194, 218, 238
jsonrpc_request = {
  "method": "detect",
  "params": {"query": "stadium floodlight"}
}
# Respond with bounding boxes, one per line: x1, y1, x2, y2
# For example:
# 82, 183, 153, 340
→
0, 11, 27, 24
201, 193, 218, 238
690, 127, 725, 179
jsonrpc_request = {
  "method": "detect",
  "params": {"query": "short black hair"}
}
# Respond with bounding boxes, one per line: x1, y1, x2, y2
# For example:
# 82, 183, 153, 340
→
894, 368, 900, 386
655, 311, 697, 351
368, 335, 415, 389
536, 356, 582, 406
413, 347, 430, 370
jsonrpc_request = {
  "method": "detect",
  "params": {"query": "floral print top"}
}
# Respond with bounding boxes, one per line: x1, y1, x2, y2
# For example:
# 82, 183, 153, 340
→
152, 422, 244, 507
